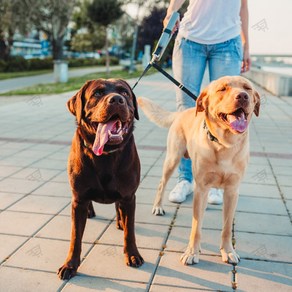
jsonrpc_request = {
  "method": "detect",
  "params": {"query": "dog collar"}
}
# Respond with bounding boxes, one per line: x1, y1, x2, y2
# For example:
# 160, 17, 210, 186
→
203, 120, 219, 144
83, 139, 119, 155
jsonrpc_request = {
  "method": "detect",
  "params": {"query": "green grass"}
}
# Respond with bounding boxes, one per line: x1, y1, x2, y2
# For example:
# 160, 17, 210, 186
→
0, 70, 52, 81
1, 67, 155, 96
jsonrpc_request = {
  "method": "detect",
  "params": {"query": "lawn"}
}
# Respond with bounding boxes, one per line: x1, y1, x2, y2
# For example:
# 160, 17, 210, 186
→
1, 67, 155, 96
0, 70, 52, 81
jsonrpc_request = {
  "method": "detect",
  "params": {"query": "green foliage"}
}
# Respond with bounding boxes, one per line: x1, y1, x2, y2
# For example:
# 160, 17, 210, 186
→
0, 56, 119, 72
87, 0, 123, 27
1, 67, 153, 96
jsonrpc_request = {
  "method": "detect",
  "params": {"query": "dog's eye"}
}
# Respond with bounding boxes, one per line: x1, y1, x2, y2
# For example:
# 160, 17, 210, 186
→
217, 86, 226, 92
120, 91, 129, 97
243, 84, 252, 90
94, 89, 104, 97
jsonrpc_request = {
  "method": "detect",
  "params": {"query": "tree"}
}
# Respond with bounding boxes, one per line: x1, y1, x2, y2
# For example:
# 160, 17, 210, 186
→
87, 0, 123, 74
0, 0, 34, 59
30, 0, 77, 60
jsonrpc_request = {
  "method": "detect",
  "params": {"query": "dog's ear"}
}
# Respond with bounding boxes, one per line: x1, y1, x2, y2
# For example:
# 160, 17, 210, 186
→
253, 89, 261, 117
195, 87, 209, 116
67, 81, 91, 124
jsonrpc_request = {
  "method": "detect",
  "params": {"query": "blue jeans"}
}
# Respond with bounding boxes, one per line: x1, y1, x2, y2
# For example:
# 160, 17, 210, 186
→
172, 35, 243, 183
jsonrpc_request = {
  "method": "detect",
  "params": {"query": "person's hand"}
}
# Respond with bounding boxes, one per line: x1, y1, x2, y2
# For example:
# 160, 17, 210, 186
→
163, 14, 180, 33
241, 48, 251, 73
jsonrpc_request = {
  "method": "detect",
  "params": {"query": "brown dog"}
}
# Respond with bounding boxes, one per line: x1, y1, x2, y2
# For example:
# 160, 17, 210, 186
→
58, 79, 143, 280
138, 76, 260, 265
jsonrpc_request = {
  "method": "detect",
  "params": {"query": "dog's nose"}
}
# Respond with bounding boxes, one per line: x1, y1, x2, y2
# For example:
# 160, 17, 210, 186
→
109, 95, 125, 105
236, 92, 249, 101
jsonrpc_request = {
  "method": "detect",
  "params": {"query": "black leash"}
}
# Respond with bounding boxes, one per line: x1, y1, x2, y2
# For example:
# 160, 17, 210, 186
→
132, 61, 198, 102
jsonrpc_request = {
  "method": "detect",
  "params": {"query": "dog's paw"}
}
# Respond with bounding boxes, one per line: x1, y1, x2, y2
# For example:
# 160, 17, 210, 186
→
57, 265, 77, 280
180, 247, 200, 265
125, 252, 144, 268
152, 206, 165, 216
220, 248, 240, 264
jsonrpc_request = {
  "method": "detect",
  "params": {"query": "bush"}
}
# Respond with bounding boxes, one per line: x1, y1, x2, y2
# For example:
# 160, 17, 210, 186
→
4, 56, 28, 72
67, 56, 120, 68
27, 58, 53, 70
0, 55, 120, 72
0, 59, 6, 72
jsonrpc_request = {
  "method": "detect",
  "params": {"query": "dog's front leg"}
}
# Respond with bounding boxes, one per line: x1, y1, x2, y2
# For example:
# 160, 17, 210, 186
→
220, 186, 240, 264
181, 184, 208, 265
152, 150, 181, 215
58, 199, 89, 280
118, 196, 144, 267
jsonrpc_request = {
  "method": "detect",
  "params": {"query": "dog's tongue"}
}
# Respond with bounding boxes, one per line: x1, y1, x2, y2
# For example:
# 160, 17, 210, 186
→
92, 120, 117, 156
227, 110, 247, 133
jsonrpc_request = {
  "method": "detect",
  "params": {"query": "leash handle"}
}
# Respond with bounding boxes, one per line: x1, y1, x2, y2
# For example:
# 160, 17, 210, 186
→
151, 62, 197, 101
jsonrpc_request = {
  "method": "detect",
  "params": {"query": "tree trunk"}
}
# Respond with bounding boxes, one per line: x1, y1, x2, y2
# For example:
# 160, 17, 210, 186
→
52, 37, 64, 60
105, 27, 110, 77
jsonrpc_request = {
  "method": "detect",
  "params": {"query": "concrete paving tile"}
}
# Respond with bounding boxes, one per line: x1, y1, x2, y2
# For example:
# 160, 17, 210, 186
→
36, 215, 110, 243
140, 175, 177, 192
0, 234, 28, 263
236, 232, 292, 263
0, 211, 52, 236
0, 165, 22, 177
0, 177, 44, 194
240, 182, 281, 198
0, 192, 25, 210
150, 284, 199, 291
78, 245, 158, 282
32, 181, 71, 197
282, 186, 292, 200
135, 203, 177, 226
269, 159, 292, 169
0, 156, 40, 167
209, 196, 288, 216
0, 266, 63, 292
99, 222, 169, 250
152, 252, 233, 291
242, 172, 277, 185
63, 276, 147, 292
165, 226, 292, 263
47, 151, 68, 161
277, 175, 292, 187
8, 195, 70, 214
136, 187, 181, 207
237, 259, 292, 292
30, 157, 67, 170
286, 200, 292, 215
175, 207, 292, 236
51, 170, 68, 183
60, 202, 116, 221
11, 167, 60, 182
4, 237, 92, 273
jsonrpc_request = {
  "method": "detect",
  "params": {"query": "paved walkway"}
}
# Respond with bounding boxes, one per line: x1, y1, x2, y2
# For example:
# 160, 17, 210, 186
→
0, 72, 291, 291
0, 65, 122, 94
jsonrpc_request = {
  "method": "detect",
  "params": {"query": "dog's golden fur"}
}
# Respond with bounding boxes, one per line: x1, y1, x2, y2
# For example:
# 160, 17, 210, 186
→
138, 76, 260, 265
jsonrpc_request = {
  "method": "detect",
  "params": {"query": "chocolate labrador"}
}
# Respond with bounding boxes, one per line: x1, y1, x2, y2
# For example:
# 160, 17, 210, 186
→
58, 79, 143, 280
138, 76, 260, 266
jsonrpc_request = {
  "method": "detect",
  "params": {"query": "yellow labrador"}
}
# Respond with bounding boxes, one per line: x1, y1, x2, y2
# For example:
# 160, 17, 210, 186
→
138, 76, 260, 265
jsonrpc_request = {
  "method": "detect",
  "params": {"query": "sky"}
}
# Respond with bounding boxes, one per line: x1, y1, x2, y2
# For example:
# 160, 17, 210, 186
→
126, 0, 292, 55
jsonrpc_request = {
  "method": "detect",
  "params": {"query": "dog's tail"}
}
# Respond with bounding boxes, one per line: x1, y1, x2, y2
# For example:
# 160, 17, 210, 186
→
137, 97, 177, 128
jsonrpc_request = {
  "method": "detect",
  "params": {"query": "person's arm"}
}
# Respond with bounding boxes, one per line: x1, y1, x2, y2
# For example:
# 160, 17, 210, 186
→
240, 0, 251, 72
163, 0, 186, 27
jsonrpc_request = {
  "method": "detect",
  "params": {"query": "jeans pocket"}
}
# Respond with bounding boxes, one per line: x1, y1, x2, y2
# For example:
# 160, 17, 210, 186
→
233, 36, 243, 60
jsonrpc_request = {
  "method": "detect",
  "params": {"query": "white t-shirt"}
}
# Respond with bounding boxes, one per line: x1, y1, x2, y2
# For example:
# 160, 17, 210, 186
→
178, 0, 241, 44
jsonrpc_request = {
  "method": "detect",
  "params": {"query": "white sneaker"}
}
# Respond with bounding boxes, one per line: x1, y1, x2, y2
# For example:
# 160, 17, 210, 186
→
169, 180, 193, 203
208, 188, 223, 205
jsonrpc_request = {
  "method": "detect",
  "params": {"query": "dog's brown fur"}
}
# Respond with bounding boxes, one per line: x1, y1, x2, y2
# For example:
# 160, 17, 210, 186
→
138, 76, 260, 265
58, 79, 143, 280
